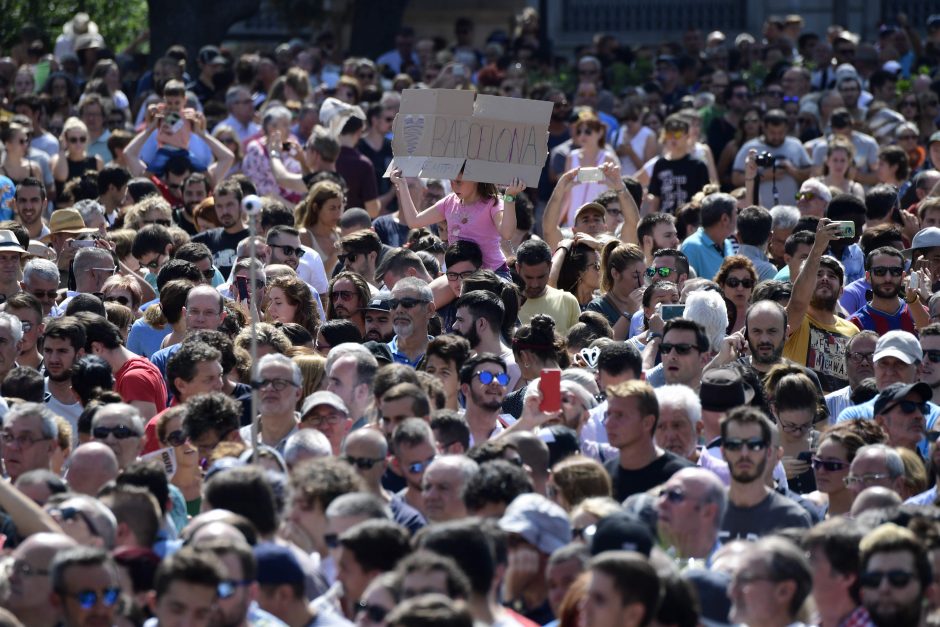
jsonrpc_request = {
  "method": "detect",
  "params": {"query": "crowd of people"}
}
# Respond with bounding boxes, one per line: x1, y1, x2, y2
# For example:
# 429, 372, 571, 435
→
3, 6, 940, 627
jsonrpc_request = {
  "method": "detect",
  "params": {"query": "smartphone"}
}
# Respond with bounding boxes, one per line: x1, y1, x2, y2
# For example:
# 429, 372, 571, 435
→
833, 221, 855, 238
661, 304, 686, 321
796, 451, 813, 463
539, 368, 562, 413
235, 275, 251, 302
69, 239, 96, 249
165, 111, 184, 134
577, 167, 604, 183
910, 272, 920, 291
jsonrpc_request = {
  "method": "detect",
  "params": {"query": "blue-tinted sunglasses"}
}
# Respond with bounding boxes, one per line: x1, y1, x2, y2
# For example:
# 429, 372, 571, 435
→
476, 371, 509, 386
71, 587, 121, 609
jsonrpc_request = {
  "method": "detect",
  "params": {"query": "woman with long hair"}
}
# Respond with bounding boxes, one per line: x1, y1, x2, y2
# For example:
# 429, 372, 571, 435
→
265, 274, 321, 337
895, 122, 925, 172
51, 116, 102, 196
586, 241, 646, 339
818, 137, 863, 198
556, 240, 602, 308
765, 369, 824, 493
804, 422, 873, 517
714, 255, 757, 334
295, 180, 345, 275
616, 102, 658, 176
0, 120, 42, 185
211, 124, 244, 177
156, 406, 202, 515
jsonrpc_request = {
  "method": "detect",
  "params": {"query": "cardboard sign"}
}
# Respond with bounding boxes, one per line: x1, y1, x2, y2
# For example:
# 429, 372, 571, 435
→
387, 89, 553, 187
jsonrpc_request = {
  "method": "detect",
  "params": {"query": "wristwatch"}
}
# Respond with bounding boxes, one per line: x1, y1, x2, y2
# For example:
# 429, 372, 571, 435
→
503, 193, 516, 203
269, 150, 281, 160
648, 332, 663, 341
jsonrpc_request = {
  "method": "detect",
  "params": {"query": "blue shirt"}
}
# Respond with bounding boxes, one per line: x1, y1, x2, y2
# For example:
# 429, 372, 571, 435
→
680, 227, 735, 281
837, 395, 939, 457
127, 318, 171, 359
387, 336, 431, 368
737, 244, 778, 281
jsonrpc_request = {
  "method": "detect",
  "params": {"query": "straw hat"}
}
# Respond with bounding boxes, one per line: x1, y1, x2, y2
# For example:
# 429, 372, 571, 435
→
41, 209, 97, 243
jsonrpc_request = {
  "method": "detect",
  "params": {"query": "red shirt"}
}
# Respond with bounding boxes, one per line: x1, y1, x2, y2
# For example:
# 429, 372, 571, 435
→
116, 356, 168, 416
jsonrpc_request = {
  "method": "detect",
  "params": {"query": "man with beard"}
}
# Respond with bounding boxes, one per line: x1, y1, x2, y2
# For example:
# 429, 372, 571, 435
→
452, 290, 521, 390
459, 354, 514, 446
340, 229, 384, 289
826, 330, 877, 418
42, 317, 85, 431
265, 225, 305, 272
13, 177, 49, 240
719, 406, 812, 543
850, 246, 925, 332
328, 271, 370, 337
732, 109, 812, 208
363, 295, 394, 343
783, 219, 859, 392
859, 523, 931, 627
192, 180, 248, 278
169, 172, 210, 235
387, 277, 435, 368
516, 239, 580, 330
636, 213, 681, 265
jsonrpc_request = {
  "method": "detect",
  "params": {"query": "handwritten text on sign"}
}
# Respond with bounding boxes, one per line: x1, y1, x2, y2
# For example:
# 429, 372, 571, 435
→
388, 89, 552, 187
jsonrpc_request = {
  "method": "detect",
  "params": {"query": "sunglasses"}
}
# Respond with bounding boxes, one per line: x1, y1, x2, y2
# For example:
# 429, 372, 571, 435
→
870, 266, 903, 277
881, 400, 929, 415
68, 136, 88, 144
29, 289, 58, 299
812, 457, 849, 472
92, 425, 141, 440
339, 252, 359, 264
724, 277, 754, 289
476, 371, 510, 386
343, 455, 384, 469
407, 455, 437, 474
796, 192, 816, 201
389, 297, 429, 309
143, 219, 172, 227
646, 267, 673, 278
925, 350, 940, 364
67, 587, 121, 609
255, 378, 297, 391
664, 130, 686, 139
847, 351, 874, 364
658, 487, 688, 504
332, 289, 356, 301
201, 268, 216, 281
217, 580, 252, 600
271, 244, 305, 258
356, 601, 390, 623
575, 127, 595, 135
105, 295, 130, 306
660, 343, 697, 355
782, 95, 800, 104
723, 437, 768, 452
51, 506, 99, 537
165, 429, 186, 447
859, 570, 915, 589
19, 321, 33, 334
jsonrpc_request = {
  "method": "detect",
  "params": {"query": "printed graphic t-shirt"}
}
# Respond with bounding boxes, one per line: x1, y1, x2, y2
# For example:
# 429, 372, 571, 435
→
783, 311, 858, 393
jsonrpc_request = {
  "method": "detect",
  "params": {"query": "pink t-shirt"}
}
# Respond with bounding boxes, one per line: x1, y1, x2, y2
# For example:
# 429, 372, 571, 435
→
440, 193, 507, 270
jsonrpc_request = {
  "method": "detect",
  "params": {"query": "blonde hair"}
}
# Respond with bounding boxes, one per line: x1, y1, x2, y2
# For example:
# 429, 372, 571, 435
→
295, 181, 344, 229
293, 353, 327, 400
124, 195, 172, 231
62, 116, 89, 138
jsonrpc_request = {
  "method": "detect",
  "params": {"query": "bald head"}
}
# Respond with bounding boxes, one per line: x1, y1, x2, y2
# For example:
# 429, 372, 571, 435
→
850, 486, 902, 518
8, 533, 78, 616
343, 426, 388, 457
188, 520, 248, 545
67, 442, 119, 495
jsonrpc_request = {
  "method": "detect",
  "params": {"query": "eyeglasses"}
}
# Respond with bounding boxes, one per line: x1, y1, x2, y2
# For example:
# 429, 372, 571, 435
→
389, 297, 429, 309
812, 457, 849, 472
844, 472, 890, 487
881, 400, 929, 415
646, 267, 673, 278
407, 455, 437, 474
271, 244, 305, 258
0, 430, 50, 448
104, 295, 130, 306
859, 570, 916, 589
476, 371, 510, 386
12, 560, 50, 577
165, 429, 186, 447
779, 419, 812, 434
724, 277, 755, 289
356, 601, 390, 623
304, 412, 346, 427
847, 351, 874, 364
255, 378, 298, 391
64, 587, 120, 609
343, 455, 384, 469
660, 343, 697, 355
446, 270, 475, 281
723, 437, 768, 452
870, 266, 903, 277
92, 425, 141, 440
68, 136, 88, 144
91, 266, 117, 275
217, 580, 252, 600
332, 289, 356, 302
658, 487, 688, 504
29, 289, 58, 299
743, 116, 760, 123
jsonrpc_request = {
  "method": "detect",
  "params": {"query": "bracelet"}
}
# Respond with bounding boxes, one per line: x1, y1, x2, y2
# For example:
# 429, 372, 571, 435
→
503, 193, 516, 203
269, 151, 281, 160
905, 291, 920, 304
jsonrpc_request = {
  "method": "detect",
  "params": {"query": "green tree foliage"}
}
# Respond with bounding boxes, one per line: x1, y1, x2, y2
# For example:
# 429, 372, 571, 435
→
1, 0, 149, 53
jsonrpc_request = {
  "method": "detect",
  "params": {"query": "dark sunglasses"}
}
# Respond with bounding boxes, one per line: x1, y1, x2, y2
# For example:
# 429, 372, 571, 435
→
271, 244, 305, 258
165, 429, 186, 447
68, 136, 88, 144
812, 457, 849, 472
660, 343, 697, 355
924, 350, 940, 364
339, 252, 359, 264
859, 570, 915, 588
658, 487, 687, 504
92, 425, 141, 440
389, 297, 429, 309
723, 437, 768, 452
725, 277, 755, 289
407, 455, 436, 474
575, 127, 595, 135
104, 295, 130, 306
646, 267, 673, 278
68, 587, 120, 609
343, 455, 384, 470
476, 371, 510, 386
217, 580, 252, 599
332, 289, 355, 301
882, 400, 929, 415
324, 533, 340, 549
29, 289, 58, 299
357, 601, 389, 623
870, 266, 903, 277
201, 268, 216, 281
143, 219, 172, 227
51, 506, 99, 536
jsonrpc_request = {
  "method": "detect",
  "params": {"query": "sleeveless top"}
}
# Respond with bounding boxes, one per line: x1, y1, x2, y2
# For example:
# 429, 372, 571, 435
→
616, 125, 654, 175
0, 160, 37, 186
565, 149, 608, 227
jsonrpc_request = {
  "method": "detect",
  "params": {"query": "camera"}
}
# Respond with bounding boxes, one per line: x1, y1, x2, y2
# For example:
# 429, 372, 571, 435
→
755, 152, 777, 167
242, 194, 262, 216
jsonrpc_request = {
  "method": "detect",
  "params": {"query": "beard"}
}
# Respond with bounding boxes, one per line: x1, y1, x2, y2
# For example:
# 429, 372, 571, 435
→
455, 322, 481, 349
470, 386, 503, 412
872, 282, 900, 299
393, 319, 415, 339
866, 600, 923, 627
810, 290, 840, 312
729, 455, 767, 484
748, 339, 784, 365
47, 365, 74, 383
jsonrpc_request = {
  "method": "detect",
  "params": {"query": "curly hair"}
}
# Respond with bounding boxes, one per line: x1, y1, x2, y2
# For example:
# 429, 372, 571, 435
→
295, 180, 344, 229
124, 195, 172, 231
266, 275, 320, 337
714, 255, 758, 286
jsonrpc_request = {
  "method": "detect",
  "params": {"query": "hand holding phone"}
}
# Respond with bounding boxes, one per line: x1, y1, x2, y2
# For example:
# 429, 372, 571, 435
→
539, 369, 562, 413
577, 167, 604, 183
235, 275, 251, 302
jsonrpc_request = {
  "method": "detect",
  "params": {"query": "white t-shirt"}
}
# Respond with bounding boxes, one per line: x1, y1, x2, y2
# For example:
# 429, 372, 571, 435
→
45, 378, 82, 444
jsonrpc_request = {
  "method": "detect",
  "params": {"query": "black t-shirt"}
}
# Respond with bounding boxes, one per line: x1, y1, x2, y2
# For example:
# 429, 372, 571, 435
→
604, 450, 694, 502
192, 227, 249, 278
719, 489, 813, 544
648, 154, 710, 214
706, 116, 736, 170
173, 207, 198, 236
358, 136, 395, 210
373, 214, 411, 248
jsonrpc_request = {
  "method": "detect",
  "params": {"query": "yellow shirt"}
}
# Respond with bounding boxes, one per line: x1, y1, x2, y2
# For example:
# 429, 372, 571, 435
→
518, 286, 581, 330
783, 311, 858, 393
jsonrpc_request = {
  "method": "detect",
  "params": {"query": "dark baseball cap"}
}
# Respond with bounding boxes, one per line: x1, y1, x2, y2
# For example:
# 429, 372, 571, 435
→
198, 45, 226, 65
873, 382, 932, 417
365, 294, 391, 312
699, 369, 753, 413
589, 513, 654, 556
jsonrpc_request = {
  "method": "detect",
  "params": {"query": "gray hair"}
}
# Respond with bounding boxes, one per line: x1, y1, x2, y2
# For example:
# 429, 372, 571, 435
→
324, 492, 392, 520
23, 258, 60, 285
91, 403, 144, 435
257, 352, 302, 387
225, 85, 250, 107
561, 368, 600, 397
326, 343, 378, 388
4, 401, 58, 439
770, 205, 801, 230
283, 429, 332, 466
684, 290, 728, 352
560, 379, 596, 410
72, 199, 105, 224
655, 385, 702, 426
73, 247, 115, 275
262, 105, 292, 131
425, 455, 479, 496
0, 311, 23, 345
856, 444, 904, 479
392, 276, 433, 302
